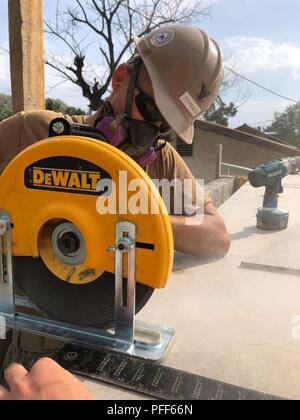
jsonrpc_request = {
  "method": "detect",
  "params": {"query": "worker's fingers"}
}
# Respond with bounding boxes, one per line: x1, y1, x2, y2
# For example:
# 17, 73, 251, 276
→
4, 363, 28, 387
0, 385, 11, 400
29, 358, 72, 381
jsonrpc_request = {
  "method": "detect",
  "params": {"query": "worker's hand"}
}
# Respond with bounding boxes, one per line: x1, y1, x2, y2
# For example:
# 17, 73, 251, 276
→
0, 358, 96, 400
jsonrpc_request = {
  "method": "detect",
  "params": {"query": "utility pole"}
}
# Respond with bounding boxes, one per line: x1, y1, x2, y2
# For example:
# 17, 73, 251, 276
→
8, 0, 45, 113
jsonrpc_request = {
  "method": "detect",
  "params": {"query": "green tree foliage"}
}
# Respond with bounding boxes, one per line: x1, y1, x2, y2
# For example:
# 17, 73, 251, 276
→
45, 98, 69, 112
0, 96, 86, 122
204, 96, 238, 126
0, 105, 12, 122
0, 93, 12, 107
268, 102, 300, 147
45, 98, 86, 115
0, 94, 13, 121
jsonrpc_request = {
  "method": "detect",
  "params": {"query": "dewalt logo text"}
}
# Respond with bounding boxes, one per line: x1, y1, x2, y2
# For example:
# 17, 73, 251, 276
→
32, 168, 101, 192
25, 157, 112, 196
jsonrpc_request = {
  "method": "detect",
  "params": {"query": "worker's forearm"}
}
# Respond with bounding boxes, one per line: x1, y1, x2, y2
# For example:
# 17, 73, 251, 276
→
170, 214, 231, 258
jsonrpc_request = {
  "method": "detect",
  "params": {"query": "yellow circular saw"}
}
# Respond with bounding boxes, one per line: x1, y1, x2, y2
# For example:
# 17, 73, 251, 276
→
0, 135, 173, 329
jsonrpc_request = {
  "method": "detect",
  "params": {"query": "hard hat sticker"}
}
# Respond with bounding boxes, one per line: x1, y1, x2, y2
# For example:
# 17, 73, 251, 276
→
198, 85, 211, 100
179, 92, 201, 117
151, 30, 174, 47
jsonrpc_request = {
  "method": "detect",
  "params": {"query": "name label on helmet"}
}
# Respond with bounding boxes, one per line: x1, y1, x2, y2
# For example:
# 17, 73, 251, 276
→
180, 92, 201, 117
24, 157, 112, 196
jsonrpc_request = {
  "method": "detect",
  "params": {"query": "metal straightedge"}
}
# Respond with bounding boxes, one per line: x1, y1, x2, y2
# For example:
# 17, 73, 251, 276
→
0, 217, 174, 361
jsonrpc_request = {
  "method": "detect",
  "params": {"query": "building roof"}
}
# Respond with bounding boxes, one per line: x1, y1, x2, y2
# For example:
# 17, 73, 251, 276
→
235, 124, 292, 146
195, 120, 299, 155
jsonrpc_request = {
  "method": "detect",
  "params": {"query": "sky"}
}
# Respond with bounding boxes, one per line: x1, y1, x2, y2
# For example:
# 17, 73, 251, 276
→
1, 0, 300, 128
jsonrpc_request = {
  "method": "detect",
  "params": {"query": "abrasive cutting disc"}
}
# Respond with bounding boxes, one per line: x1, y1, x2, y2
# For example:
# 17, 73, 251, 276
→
14, 257, 154, 329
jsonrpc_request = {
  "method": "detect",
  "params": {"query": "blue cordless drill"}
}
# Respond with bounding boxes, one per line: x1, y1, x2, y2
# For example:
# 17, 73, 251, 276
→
248, 157, 300, 231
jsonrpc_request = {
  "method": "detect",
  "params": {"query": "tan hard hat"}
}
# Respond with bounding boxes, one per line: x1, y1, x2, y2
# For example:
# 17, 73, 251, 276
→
134, 25, 224, 144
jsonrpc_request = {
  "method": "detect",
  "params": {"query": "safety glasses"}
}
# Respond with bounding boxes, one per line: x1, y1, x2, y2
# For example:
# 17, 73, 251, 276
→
127, 56, 170, 133
135, 82, 165, 123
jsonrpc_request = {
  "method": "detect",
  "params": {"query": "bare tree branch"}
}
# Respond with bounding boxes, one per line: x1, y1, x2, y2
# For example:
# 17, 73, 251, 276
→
0, 46, 9, 54
46, 60, 77, 85
45, 79, 69, 95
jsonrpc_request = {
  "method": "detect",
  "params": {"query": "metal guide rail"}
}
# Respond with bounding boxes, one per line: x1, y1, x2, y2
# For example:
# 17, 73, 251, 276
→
54, 344, 284, 401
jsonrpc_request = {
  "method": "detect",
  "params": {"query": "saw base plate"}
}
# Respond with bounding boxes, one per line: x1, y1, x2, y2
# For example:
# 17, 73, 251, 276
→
6, 313, 175, 361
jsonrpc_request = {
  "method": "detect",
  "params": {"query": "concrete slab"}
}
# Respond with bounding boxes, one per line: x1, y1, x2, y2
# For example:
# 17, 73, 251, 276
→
205, 177, 236, 208
81, 175, 300, 400
242, 222, 300, 275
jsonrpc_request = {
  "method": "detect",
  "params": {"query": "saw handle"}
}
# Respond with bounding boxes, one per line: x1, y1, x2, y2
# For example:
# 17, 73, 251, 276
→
49, 118, 107, 142
263, 182, 280, 209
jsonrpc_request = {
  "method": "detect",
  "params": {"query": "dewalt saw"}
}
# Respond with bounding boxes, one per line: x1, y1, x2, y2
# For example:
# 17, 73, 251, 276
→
0, 123, 174, 360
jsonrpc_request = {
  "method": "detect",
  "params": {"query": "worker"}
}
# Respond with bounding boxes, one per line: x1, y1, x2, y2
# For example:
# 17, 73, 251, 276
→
0, 25, 230, 397
0, 25, 230, 257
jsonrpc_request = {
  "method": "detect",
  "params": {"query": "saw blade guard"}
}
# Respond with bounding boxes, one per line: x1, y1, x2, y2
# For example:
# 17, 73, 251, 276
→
0, 136, 174, 289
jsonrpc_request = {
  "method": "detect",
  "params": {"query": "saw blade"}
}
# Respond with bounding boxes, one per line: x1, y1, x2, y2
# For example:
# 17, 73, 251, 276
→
13, 257, 154, 329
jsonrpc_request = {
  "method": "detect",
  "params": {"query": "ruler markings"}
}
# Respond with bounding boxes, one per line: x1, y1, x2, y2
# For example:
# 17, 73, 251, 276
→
54, 345, 283, 401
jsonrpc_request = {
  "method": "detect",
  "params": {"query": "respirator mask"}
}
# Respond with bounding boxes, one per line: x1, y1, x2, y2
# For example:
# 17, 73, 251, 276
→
95, 57, 169, 168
